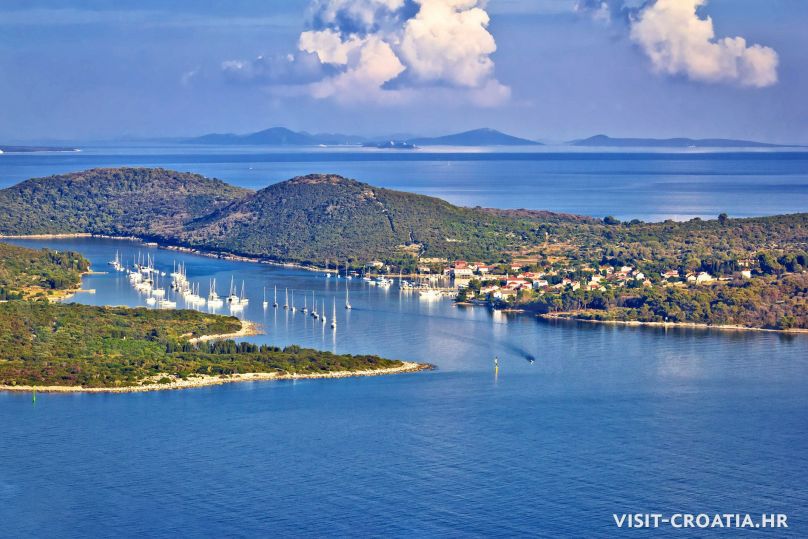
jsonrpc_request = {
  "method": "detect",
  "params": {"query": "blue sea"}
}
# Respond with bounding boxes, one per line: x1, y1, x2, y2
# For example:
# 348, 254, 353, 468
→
1, 237, 806, 537
0, 145, 806, 221
1, 149, 807, 537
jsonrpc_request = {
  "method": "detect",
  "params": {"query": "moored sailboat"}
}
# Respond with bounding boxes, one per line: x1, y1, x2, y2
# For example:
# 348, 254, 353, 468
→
208, 278, 223, 308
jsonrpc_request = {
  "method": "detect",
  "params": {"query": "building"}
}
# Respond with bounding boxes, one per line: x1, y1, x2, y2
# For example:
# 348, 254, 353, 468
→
687, 272, 715, 284
493, 289, 517, 300
452, 267, 474, 278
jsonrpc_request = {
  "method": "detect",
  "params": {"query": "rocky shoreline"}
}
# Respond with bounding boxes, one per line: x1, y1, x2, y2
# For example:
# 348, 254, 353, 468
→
539, 313, 808, 334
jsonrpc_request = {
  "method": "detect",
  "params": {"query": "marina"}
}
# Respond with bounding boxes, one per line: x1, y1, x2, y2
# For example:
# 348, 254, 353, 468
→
100, 240, 463, 340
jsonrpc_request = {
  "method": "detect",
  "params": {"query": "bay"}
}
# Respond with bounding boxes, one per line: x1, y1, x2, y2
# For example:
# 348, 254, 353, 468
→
1, 237, 806, 537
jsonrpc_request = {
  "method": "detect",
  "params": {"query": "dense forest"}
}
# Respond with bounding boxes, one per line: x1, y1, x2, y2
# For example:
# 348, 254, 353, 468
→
0, 168, 587, 264
1, 168, 805, 271
0, 242, 89, 300
0, 168, 805, 274
523, 274, 807, 330
183, 173, 564, 264
0, 168, 248, 237
564, 213, 808, 277
0, 302, 403, 388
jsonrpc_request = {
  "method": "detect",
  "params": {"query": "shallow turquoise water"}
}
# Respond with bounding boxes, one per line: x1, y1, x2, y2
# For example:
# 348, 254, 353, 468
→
1, 238, 806, 537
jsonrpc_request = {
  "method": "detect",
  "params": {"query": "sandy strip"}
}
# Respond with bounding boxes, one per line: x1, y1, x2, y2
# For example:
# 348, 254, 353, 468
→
188, 320, 262, 344
539, 313, 808, 334
0, 362, 432, 394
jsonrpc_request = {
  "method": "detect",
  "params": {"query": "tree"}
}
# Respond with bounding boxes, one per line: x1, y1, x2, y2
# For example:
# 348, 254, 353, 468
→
718, 213, 729, 225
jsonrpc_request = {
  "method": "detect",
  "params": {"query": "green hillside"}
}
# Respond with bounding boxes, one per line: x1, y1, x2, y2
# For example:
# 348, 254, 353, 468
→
0, 242, 89, 300
0, 168, 805, 274
184, 174, 549, 264
0, 167, 249, 237
0, 302, 403, 388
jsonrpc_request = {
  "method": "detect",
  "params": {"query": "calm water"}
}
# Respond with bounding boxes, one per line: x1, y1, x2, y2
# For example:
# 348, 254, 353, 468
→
1, 238, 807, 537
0, 146, 807, 221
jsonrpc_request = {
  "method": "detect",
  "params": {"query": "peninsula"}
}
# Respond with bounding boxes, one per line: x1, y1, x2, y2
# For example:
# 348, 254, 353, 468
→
0, 243, 427, 391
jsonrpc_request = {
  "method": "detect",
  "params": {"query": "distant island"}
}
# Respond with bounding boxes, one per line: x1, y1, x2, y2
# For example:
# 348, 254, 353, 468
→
0, 167, 805, 331
0, 242, 427, 391
184, 126, 539, 147
570, 134, 796, 148
186, 127, 365, 146
0, 145, 79, 153
362, 140, 418, 150
406, 128, 540, 146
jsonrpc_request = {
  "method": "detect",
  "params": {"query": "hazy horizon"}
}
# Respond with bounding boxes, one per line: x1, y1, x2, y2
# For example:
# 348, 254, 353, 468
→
1, 1, 807, 144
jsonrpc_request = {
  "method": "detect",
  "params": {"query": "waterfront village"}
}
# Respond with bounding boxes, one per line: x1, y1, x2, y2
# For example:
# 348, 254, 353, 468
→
401, 258, 754, 306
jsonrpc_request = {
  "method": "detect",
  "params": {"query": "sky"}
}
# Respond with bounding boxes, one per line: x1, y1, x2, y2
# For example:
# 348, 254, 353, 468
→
1, 0, 806, 143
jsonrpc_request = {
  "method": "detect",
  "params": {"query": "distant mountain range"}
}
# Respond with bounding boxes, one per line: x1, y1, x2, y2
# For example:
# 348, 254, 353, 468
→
185, 127, 540, 147
570, 134, 796, 148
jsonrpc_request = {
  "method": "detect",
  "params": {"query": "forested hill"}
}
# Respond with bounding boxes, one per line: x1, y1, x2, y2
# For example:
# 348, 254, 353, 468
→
0, 169, 575, 264
0, 242, 90, 300
183, 174, 558, 264
0, 168, 249, 237
1, 167, 806, 271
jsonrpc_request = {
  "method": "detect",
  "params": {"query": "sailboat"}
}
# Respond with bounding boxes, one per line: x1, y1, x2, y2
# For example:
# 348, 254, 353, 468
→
239, 281, 249, 305
208, 278, 223, 307
151, 272, 165, 298
284, 288, 289, 309
303, 295, 309, 314
263, 287, 269, 308
331, 298, 337, 329
291, 290, 297, 313
321, 300, 327, 324
227, 276, 239, 304
108, 250, 123, 271
345, 287, 352, 310
273, 285, 278, 308
311, 292, 319, 319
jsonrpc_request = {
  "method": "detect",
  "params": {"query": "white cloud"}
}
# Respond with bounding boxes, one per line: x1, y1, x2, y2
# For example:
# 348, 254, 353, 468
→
308, 35, 407, 101
299, 29, 363, 65
400, 0, 497, 88
223, 0, 509, 106
221, 52, 328, 84
576, 0, 779, 88
629, 0, 778, 87
308, 0, 407, 32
